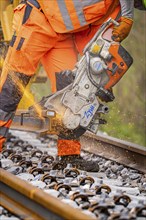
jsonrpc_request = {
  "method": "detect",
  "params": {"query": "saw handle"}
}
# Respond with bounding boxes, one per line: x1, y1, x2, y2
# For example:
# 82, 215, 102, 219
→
83, 18, 119, 53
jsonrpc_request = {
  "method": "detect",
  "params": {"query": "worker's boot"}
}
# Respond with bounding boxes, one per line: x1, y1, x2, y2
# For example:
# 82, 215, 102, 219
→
53, 155, 99, 172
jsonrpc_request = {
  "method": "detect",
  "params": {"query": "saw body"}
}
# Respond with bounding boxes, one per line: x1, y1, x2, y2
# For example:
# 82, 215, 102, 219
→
28, 18, 133, 138
44, 19, 132, 137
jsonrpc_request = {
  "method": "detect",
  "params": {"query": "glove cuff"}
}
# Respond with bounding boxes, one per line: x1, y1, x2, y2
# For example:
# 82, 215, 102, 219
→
121, 17, 133, 26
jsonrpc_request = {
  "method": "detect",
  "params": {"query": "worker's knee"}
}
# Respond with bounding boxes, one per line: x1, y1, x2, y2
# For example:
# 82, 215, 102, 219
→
0, 72, 31, 112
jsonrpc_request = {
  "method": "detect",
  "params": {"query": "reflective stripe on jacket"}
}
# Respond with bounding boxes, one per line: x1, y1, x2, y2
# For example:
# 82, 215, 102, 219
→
38, 0, 120, 33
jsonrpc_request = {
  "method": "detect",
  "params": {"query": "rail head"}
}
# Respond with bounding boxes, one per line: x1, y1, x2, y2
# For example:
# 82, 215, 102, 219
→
85, 132, 146, 155
81, 132, 146, 173
0, 168, 96, 220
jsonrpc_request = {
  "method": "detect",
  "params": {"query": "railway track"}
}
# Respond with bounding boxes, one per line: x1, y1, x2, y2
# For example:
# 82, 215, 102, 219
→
0, 129, 146, 219
11, 116, 146, 174
81, 132, 146, 173
11, 111, 146, 173
0, 168, 90, 220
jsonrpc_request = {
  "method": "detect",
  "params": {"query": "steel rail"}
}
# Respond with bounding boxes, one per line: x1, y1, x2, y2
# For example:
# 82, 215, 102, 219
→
11, 110, 51, 133
11, 113, 146, 173
81, 132, 146, 173
0, 168, 95, 220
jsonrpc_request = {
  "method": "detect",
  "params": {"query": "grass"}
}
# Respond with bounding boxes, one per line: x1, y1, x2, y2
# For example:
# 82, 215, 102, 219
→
101, 102, 146, 147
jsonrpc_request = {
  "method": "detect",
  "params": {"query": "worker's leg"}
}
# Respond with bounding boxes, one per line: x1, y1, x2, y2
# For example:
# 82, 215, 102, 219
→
41, 35, 99, 172
41, 34, 81, 154
0, 110, 14, 151
0, 1, 60, 150
41, 34, 78, 93
0, 71, 31, 151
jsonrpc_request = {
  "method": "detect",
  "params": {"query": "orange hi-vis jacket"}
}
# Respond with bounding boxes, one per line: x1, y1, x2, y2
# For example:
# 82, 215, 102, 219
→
38, 0, 120, 33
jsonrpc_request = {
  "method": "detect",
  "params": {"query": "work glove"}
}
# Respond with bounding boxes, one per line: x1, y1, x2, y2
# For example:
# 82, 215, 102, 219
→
112, 17, 133, 42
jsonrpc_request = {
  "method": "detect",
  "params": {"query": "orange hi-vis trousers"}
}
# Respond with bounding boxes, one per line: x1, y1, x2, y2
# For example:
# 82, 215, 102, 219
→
0, 0, 120, 153
0, 1, 79, 154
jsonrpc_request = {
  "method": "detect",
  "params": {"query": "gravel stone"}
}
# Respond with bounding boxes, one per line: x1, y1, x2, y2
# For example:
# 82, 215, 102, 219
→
111, 165, 119, 173
104, 160, 111, 167
2, 130, 146, 220
121, 168, 128, 175
129, 173, 141, 180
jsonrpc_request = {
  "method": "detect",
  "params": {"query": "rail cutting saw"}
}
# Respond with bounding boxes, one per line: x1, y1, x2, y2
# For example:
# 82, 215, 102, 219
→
14, 18, 133, 138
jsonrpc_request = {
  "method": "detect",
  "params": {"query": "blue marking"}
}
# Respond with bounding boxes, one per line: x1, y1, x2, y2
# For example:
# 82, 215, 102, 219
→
84, 105, 95, 119
94, 61, 102, 71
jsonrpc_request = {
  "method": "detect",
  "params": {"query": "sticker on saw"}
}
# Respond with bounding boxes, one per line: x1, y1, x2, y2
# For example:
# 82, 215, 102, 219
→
84, 104, 95, 119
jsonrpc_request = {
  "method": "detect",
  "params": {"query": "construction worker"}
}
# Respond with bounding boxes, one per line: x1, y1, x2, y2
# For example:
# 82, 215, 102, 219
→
0, 0, 134, 171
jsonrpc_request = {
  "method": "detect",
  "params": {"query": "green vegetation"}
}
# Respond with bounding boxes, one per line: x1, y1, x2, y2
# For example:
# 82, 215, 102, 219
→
102, 10, 146, 146
101, 100, 146, 146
